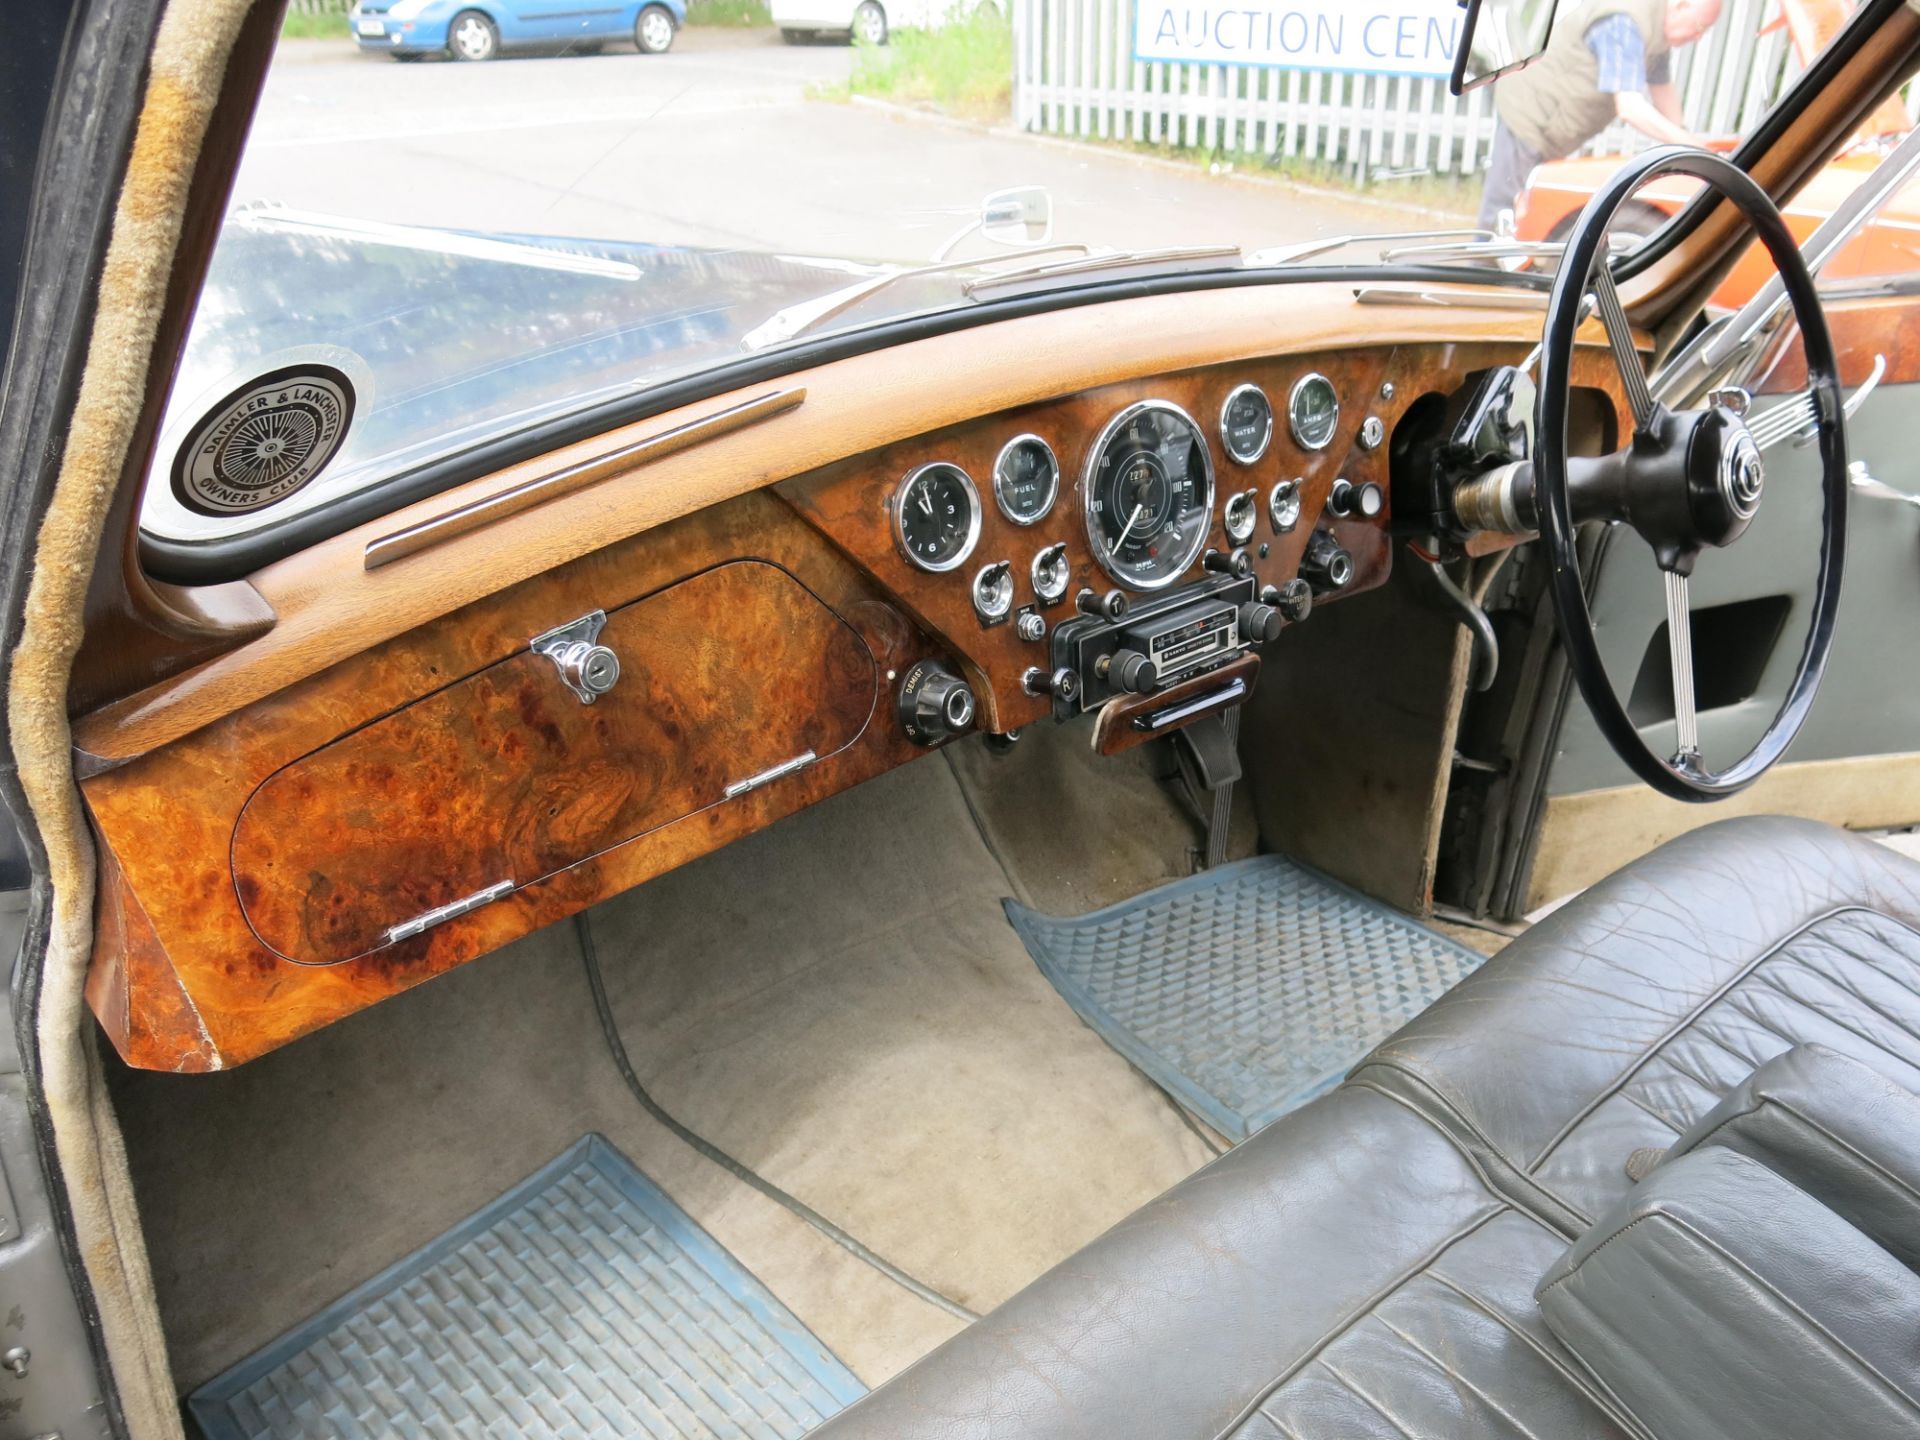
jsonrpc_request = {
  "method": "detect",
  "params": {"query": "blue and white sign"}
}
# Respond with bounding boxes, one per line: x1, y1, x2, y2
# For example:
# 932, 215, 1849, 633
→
1134, 0, 1464, 77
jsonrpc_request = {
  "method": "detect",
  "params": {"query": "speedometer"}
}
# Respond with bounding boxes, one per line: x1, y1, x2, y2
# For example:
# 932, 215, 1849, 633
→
1083, 400, 1215, 592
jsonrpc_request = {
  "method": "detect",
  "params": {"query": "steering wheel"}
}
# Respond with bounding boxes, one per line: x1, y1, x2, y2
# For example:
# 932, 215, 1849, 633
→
1534, 146, 1848, 803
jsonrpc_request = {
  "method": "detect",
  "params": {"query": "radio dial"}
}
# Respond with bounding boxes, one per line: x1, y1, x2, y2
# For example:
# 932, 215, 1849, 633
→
1102, 649, 1159, 696
1237, 601, 1284, 645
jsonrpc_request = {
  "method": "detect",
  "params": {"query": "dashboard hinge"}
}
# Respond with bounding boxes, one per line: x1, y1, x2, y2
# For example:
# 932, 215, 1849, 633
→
722, 751, 818, 799
383, 879, 515, 946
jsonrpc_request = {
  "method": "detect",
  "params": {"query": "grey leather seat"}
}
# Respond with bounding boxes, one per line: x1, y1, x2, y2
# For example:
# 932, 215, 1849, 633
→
809, 818, 1920, 1439
1353, 816, 1920, 1231
812, 1085, 1635, 1439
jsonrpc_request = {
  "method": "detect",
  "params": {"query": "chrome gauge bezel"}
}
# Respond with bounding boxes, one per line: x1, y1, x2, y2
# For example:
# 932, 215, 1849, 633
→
1081, 398, 1217, 594
992, 434, 1061, 526
892, 461, 982, 574
1288, 372, 1341, 452
1223, 487, 1260, 545
1219, 384, 1274, 465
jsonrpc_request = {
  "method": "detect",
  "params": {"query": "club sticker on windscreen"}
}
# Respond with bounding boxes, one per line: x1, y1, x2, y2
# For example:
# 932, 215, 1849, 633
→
171, 363, 355, 517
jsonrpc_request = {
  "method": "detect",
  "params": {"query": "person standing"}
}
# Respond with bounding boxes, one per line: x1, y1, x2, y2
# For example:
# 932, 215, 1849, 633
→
1478, 0, 1724, 233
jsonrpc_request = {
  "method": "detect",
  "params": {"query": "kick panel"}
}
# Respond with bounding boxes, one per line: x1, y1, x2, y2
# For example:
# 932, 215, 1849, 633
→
232, 562, 876, 965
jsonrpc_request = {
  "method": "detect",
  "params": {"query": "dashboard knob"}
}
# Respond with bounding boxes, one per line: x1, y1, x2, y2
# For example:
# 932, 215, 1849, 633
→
897, 660, 977, 747
1300, 529, 1355, 595
1023, 666, 1082, 702
1263, 578, 1313, 624
1328, 478, 1385, 520
1237, 601, 1284, 645
1015, 611, 1047, 643
1077, 587, 1130, 621
1102, 649, 1159, 696
1204, 547, 1255, 579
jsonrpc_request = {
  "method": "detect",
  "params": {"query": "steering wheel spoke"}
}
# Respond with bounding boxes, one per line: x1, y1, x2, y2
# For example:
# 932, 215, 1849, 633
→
1663, 569, 1700, 763
1532, 145, 1847, 802
1590, 265, 1657, 433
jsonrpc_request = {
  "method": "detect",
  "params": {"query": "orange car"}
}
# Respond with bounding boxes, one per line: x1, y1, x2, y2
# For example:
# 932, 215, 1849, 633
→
1513, 0, 1917, 307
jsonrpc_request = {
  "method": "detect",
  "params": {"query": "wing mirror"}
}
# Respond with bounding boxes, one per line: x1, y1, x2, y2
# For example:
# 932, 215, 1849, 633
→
932, 186, 1054, 260
980, 186, 1053, 247
1451, 0, 1561, 95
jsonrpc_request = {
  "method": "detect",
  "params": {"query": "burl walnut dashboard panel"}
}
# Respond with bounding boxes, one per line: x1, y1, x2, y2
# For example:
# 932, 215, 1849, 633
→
80, 338, 1629, 1070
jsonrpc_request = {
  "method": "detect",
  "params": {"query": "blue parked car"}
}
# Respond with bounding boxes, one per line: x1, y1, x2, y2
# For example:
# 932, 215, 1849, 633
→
348, 0, 684, 59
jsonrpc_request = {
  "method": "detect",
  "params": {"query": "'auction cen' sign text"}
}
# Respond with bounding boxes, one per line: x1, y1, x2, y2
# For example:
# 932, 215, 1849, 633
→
1134, 0, 1464, 77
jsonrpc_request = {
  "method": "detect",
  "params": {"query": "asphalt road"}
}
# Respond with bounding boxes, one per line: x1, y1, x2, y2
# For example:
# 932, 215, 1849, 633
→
240, 32, 1397, 261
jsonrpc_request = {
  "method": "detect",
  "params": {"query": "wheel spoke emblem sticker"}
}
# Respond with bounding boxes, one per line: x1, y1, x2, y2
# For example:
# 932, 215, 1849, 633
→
172, 364, 354, 516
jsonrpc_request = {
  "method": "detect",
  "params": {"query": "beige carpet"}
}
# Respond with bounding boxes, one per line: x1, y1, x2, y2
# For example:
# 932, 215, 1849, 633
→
110, 740, 1211, 1393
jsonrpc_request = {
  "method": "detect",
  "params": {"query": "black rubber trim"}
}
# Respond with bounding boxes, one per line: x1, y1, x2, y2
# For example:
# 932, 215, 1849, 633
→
140, 262, 1551, 585
1613, 0, 1913, 287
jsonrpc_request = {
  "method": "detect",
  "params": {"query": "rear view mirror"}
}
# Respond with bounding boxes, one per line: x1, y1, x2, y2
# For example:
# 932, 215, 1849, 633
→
1451, 0, 1561, 95
980, 187, 1053, 248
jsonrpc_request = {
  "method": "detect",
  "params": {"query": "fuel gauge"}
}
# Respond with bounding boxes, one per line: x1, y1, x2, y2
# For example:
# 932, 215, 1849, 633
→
993, 435, 1060, 526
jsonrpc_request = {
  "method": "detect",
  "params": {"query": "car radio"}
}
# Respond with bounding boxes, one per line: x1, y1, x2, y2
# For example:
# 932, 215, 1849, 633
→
1027, 569, 1305, 721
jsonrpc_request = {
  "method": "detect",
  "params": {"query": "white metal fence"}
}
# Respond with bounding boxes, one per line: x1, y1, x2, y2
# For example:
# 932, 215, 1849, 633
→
1010, 0, 1808, 179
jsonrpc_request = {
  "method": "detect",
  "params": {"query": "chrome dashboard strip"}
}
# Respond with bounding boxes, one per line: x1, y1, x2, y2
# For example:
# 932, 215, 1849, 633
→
723, 751, 819, 800
363, 387, 806, 570
383, 879, 515, 946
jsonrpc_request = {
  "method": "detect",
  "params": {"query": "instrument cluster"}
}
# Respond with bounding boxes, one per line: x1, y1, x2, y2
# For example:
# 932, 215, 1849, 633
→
886, 368, 1374, 618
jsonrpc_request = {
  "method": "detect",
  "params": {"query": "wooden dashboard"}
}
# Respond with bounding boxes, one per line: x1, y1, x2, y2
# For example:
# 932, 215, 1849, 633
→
75, 286, 1634, 1071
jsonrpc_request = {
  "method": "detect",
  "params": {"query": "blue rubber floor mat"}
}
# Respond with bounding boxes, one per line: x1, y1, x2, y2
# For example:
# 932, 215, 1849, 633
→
1006, 855, 1487, 1142
187, 1134, 865, 1440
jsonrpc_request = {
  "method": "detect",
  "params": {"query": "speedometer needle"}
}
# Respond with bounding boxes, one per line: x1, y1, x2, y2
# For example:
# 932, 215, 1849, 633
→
1114, 502, 1145, 551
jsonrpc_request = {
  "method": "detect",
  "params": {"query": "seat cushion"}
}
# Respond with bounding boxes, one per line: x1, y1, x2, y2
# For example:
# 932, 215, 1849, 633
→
807, 1085, 1630, 1439
1354, 816, 1920, 1230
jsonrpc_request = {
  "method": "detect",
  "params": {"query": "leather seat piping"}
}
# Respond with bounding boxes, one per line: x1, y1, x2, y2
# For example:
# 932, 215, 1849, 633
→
1358, 903, 1920, 1231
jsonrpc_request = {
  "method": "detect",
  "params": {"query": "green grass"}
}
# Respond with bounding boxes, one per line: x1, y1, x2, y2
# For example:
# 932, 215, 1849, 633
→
281, 6, 352, 39
685, 0, 772, 25
825, 5, 1013, 124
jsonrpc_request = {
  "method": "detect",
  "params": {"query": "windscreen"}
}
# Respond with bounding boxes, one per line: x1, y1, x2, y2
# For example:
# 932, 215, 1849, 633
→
142, 0, 1887, 549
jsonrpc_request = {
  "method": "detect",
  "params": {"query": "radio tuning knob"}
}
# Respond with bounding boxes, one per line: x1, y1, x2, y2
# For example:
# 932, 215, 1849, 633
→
1203, 547, 1255, 579
897, 660, 977, 747
1100, 649, 1159, 696
1237, 601, 1284, 645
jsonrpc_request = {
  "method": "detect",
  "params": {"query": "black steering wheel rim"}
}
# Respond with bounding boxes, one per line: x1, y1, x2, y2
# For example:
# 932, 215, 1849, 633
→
1535, 145, 1848, 803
